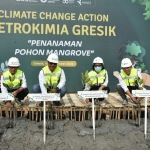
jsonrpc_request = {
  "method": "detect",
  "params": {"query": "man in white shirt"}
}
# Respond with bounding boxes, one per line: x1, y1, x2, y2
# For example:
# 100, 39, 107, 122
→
32, 53, 67, 106
114, 58, 143, 105
1, 57, 29, 108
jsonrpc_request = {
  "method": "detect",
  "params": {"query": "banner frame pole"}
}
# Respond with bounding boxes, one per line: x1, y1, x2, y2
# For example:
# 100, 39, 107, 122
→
92, 98, 95, 141
43, 100, 46, 144
145, 97, 147, 139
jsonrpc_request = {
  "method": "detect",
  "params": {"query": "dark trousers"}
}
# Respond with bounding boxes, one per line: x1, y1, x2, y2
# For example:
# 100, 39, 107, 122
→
90, 85, 110, 101
8, 88, 29, 101
116, 85, 138, 100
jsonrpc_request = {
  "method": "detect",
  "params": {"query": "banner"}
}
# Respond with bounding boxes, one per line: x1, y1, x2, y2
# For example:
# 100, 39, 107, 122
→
0, 0, 150, 92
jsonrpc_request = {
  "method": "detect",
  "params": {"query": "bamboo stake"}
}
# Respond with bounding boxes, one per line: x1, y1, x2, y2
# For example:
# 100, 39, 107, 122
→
144, 98, 147, 139
32, 108, 34, 121
132, 106, 134, 120
118, 108, 121, 120
128, 106, 130, 120
43, 101, 46, 144
115, 109, 117, 119
92, 98, 95, 142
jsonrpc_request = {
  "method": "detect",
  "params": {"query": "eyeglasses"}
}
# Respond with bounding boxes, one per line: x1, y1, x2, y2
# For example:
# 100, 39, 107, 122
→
9, 66, 18, 69
49, 62, 57, 65
122, 67, 131, 69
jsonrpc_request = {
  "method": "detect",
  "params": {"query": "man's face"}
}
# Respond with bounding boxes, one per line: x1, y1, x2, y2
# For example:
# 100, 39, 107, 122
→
122, 66, 132, 75
48, 61, 57, 72
8, 66, 19, 75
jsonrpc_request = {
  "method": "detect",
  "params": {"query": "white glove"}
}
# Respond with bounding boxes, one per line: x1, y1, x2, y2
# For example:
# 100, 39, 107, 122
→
113, 71, 120, 79
84, 83, 90, 91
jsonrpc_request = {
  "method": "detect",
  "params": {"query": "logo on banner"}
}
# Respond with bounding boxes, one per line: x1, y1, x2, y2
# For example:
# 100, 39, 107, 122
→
77, 0, 82, 5
41, 0, 47, 2
62, 0, 74, 4
62, 0, 69, 3
77, 0, 92, 5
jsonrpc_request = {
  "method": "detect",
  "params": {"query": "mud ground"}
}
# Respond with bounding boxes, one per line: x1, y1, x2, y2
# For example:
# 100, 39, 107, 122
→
0, 116, 150, 150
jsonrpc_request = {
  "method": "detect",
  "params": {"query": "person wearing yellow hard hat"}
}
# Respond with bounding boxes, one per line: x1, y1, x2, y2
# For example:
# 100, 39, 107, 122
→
1, 57, 29, 108
84, 57, 110, 106
32, 53, 67, 106
114, 58, 143, 105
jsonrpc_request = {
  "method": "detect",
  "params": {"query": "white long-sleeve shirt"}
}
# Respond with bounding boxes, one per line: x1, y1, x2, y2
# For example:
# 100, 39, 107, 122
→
102, 70, 108, 86
39, 68, 66, 94
118, 70, 142, 92
1, 72, 27, 93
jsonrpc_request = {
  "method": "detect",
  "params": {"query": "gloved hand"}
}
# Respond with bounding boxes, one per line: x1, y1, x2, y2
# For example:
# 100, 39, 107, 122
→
84, 83, 90, 91
113, 71, 120, 78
